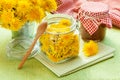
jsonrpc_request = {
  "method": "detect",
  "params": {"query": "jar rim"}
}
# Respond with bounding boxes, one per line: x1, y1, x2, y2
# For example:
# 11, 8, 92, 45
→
42, 14, 77, 34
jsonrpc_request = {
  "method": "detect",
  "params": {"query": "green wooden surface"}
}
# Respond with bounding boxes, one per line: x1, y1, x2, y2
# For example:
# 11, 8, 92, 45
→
0, 27, 120, 80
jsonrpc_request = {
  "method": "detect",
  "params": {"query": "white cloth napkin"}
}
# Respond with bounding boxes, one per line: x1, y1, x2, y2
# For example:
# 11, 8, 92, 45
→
34, 43, 115, 77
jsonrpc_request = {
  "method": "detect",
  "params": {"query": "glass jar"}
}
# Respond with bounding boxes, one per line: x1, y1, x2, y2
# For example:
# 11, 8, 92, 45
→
79, 2, 112, 41
39, 14, 80, 63
6, 21, 39, 60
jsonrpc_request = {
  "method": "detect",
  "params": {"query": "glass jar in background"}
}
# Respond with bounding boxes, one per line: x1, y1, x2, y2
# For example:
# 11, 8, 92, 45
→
6, 22, 39, 60
80, 24, 106, 41
78, 2, 112, 41
39, 14, 80, 63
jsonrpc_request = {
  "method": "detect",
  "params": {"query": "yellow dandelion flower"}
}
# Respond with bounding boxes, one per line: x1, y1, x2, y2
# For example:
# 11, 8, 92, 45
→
10, 18, 23, 31
1, 10, 14, 26
0, 0, 57, 31
59, 19, 71, 26
27, 7, 45, 22
1, 0, 17, 10
0, 11, 2, 20
30, 0, 42, 6
0, 0, 3, 9
0, 0, 4, 4
1, 9, 23, 31
83, 40, 99, 57
41, 0, 57, 12
17, 0, 31, 17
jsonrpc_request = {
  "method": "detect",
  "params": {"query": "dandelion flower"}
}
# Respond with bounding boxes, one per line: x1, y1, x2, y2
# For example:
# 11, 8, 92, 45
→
2, 0, 15, 10
30, 0, 41, 6
1, 10, 14, 24
27, 7, 45, 22
17, 0, 31, 17
41, 0, 57, 12
1, 10, 14, 28
59, 19, 71, 26
0, 0, 57, 31
83, 40, 99, 57
10, 18, 23, 31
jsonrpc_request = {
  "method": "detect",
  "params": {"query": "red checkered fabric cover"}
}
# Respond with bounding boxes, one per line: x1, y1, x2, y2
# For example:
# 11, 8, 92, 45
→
78, 2, 112, 35
55, 0, 85, 18
109, 9, 120, 28
88, 0, 120, 28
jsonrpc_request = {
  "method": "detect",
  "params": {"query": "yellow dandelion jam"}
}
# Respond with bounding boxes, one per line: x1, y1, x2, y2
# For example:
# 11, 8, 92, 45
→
40, 19, 80, 62
83, 40, 99, 57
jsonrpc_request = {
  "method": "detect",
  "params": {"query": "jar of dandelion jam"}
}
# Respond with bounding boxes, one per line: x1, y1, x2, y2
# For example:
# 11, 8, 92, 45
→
78, 2, 112, 41
39, 14, 80, 63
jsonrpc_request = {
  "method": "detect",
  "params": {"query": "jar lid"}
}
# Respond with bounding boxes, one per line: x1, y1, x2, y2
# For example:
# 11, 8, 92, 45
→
80, 2, 109, 17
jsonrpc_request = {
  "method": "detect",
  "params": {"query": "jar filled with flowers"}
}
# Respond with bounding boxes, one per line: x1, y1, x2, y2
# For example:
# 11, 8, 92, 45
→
39, 14, 80, 63
0, 0, 57, 59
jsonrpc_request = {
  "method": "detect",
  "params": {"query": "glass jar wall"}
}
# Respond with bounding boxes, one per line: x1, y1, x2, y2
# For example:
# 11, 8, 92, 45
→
39, 14, 80, 63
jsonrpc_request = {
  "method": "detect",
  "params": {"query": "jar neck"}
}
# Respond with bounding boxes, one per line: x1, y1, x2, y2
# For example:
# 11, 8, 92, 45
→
43, 14, 77, 35
46, 22, 77, 35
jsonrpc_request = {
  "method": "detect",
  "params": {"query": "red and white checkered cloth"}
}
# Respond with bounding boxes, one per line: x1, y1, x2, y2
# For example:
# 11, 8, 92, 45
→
88, 0, 120, 28
110, 9, 120, 27
55, 0, 120, 28
55, 0, 86, 18
78, 2, 112, 35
